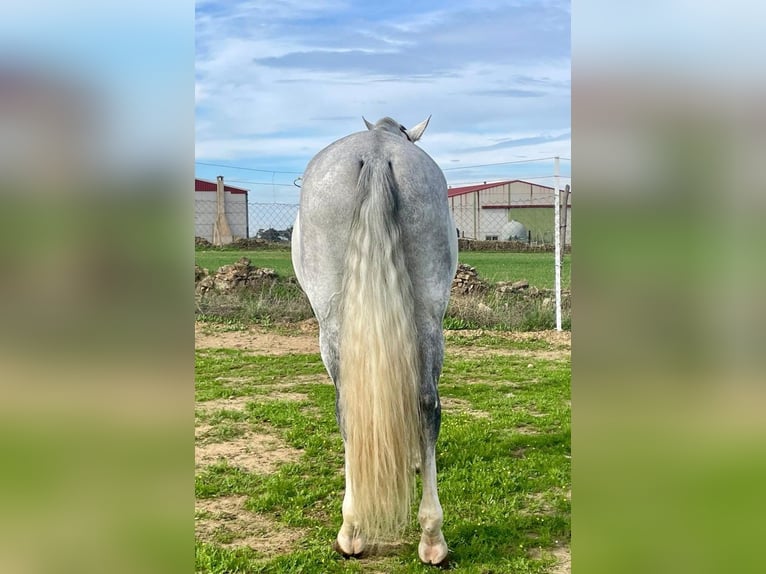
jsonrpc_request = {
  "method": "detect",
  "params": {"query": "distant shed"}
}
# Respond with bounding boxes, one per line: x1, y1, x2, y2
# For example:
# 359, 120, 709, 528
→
195, 177, 249, 243
447, 179, 571, 245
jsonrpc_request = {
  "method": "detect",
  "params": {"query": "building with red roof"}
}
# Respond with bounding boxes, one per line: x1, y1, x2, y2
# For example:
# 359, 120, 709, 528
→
195, 177, 249, 243
448, 179, 571, 244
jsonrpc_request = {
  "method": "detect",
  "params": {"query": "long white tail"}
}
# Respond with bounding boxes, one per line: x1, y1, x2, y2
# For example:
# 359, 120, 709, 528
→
339, 157, 421, 543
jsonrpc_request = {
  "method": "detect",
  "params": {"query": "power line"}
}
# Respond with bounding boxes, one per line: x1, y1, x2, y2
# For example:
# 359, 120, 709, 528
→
447, 174, 571, 186
195, 161, 303, 175
441, 157, 558, 171
225, 179, 297, 187
197, 155, 569, 176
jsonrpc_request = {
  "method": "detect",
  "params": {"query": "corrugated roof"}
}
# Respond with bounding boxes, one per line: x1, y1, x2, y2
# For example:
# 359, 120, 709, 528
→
447, 179, 555, 198
195, 178, 249, 194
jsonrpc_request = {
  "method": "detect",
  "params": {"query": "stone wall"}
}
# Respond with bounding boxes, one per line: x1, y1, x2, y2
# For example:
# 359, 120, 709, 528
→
195, 257, 278, 296
457, 238, 572, 253
195, 257, 570, 310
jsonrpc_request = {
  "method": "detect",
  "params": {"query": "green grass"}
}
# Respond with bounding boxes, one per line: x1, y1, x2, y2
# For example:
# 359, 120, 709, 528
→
195, 249, 571, 290
458, 252, 571, 289
195, 337, 570, 573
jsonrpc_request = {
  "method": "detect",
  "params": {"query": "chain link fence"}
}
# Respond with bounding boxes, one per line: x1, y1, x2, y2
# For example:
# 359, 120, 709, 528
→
246, 202, 298, 241
195, 200, 564, 245
195, 196, 249, 242
195, 198, 299, 243
196, 157, 571, 245
452, 203, 562, 245
452, 207, 509, 241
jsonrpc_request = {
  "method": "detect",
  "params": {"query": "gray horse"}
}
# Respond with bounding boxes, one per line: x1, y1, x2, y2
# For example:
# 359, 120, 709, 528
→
291, 116, 457, 565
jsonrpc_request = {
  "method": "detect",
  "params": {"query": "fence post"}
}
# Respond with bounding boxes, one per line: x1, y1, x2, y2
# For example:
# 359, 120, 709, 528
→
245, 189, 250, 239
561, 184, 571, 247
553, 158, 562, 331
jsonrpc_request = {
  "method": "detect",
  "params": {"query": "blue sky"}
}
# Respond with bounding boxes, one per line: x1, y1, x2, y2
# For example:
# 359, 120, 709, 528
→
195, 0, 570, 202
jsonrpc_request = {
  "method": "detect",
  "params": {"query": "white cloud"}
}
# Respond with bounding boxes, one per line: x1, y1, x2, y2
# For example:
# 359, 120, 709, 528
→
195, 0, 570, 178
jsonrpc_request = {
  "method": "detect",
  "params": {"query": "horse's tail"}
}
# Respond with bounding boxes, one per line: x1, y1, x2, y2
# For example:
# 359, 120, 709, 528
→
339, 157, 421, 544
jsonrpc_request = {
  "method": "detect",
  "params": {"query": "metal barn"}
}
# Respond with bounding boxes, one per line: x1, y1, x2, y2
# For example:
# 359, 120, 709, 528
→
448, 179, 572, 245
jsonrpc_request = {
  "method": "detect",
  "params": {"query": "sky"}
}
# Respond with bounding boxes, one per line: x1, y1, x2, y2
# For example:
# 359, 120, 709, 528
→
195, 0, 571, 203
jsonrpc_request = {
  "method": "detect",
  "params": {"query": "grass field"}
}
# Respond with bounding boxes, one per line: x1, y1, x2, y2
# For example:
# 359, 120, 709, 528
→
195, 328, 571, 573
195, 249, 571, 290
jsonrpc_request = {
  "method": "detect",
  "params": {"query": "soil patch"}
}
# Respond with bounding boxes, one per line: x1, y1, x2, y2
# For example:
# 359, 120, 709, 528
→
440, 397, 490, 418
195, 429, 301, 474
444, 329, 570, 361
514, 424, 541, 435
195, 322, 319, 355
447, 346, 570, 361
195, 322, 570, 362
269, 391, 310, 402
528, 545, 571, 574
196, 495, 306, 555
197, 396, 252, 416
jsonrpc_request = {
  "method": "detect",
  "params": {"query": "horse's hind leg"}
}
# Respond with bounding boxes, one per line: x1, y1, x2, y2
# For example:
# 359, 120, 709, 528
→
318, 324, 367, 557
335, 455, 366, 557
417, 325, 449, 565
419, 440, 448, 564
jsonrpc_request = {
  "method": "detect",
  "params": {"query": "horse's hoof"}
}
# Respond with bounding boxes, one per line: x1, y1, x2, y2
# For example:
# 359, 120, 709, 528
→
332, 539, 365, 559
419, 537, 449, 566
420, 551, 450, 568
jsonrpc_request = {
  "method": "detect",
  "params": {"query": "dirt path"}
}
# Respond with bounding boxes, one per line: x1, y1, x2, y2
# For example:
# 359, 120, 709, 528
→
195, 320, 319, 355
195, 321, 570, 359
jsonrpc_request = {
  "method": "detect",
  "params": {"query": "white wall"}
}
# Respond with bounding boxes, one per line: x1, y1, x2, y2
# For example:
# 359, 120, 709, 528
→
194, 191, 248, 242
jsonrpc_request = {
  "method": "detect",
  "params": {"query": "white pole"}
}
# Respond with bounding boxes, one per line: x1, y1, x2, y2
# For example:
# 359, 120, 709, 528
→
553, 157, 562, 331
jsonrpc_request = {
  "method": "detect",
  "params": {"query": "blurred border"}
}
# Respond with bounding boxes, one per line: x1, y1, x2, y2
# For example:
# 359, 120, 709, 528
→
4, 2, 766, 573
574, 2, 766, 573
0, 2, 193, 574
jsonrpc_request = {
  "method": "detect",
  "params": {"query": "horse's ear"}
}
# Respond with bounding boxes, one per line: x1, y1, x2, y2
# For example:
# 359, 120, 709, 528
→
405, 115, 431, 142
363, 117, 375, 131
